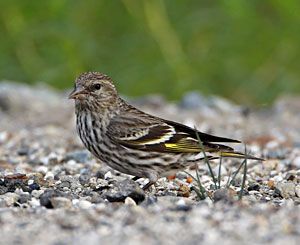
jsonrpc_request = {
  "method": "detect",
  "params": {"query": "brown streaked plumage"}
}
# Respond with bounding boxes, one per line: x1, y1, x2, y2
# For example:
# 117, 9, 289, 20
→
69, 72, 262, 189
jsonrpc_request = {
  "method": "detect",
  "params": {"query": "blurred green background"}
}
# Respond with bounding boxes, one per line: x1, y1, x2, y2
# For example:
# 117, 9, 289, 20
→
1, 0, 299, 105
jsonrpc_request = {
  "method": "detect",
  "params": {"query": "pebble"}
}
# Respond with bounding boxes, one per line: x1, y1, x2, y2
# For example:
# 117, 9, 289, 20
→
51, 197, 72, 209
31, 190, 44, 198
275, 182, 296, 198
295, 186, 300, 198
213, 188, 234, 203
104, 171, 112, 180
18, 193, 31, 204
77, 200, 93, 209
65, 150, 90, 163
293, 156, 300, 168
1, 193, 19, 207
175, 199, 191, 211
40, 189, 69, 208
102, 179, 145, 204
0, 185, 8, 195
124, 197, 137, 206
28, 198, 41, 207
79, 172, 91, 186
36, 166, 48, 174
44, 172, 54, 180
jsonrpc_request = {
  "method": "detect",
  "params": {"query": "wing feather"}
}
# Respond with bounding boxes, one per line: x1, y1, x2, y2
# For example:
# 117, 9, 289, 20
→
108, 112, 237, 154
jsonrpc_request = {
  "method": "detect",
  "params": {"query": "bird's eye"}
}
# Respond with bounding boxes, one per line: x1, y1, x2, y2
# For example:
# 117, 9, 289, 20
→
93, 83, 101, 90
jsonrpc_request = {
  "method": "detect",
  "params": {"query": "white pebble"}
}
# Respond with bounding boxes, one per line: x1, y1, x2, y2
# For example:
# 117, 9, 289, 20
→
176, 199, 186, 206
78, 200, 93, 209
295, 185, 300, 198
1, 193, 19, 207
0, 131, 9, 143
31, 190, 44, 198
28, 198, 41, 207
293, 156, 300, 168
44, 171, 54, 180
36, 166, 48, 174
28, 179, 34, 185
125, 197, 136, 206
104, 171, 112, 179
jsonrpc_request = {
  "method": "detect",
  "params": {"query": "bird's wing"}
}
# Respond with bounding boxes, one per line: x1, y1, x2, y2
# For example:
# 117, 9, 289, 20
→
108, 113, 238, 154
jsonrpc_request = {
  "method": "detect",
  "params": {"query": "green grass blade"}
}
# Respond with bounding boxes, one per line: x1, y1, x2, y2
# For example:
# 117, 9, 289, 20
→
194, 126, 218, 189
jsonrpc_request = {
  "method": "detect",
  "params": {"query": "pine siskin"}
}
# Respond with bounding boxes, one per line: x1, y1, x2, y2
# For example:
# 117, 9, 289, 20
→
69, 72, 262, 189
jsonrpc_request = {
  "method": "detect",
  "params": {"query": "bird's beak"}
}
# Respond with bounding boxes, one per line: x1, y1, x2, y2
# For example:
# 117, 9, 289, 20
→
68, 87, 88, 100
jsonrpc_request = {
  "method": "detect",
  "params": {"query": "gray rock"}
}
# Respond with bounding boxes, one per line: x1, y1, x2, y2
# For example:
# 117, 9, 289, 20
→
79, 171, 92, 186
18, 193, 31, 204
0, 185, 8, 195
51, 197, 72, 209
275, 182, 296, 198
40, 189, 70, 208
0, 193, 19, 207
65, 150, 91, 163
89, 192, 104, 204
77, 200, 92, 209
213, 188, 234, 203
102, 179, 145, 204
295, 185, 300, 198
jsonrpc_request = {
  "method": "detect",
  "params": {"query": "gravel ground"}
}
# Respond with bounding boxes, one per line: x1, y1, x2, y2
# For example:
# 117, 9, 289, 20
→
0, 82, 299, 245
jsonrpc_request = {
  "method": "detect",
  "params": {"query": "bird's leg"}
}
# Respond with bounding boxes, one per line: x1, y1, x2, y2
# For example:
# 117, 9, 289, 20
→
132, 176, 154, 190
143, 173, 158, 190
142, 181, 156, 190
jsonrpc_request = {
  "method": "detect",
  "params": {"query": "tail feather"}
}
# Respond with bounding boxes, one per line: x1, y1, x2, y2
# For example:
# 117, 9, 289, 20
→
220, 151, 264, 161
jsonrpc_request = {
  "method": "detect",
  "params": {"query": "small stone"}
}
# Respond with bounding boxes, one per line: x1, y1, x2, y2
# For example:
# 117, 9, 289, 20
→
18, 193, 31, 204
102, 179, 145, 204
124, 197, 137, 206
275, 182, 296, 198
31, 190, 44, 198
17, 147, 30, 156
140, 196, 158, 206
79, 172, 91, 186
175, 199, 192, 211
40, 189, 69, 208
295, 185, 300, 198
177, 184, 191, 197
0, 198, 6, 208
29, 183, 40, 192
267, 180, 275, 189
263, 160, 278, 171
44, 172, 54, 180
293, 156, 300, 168
89, 192, 104, 204
65, 150, 90, 163
213, 188, 234, 203
51, 197, 72, 209
0, 185, 8, 195
1, 193, 19, 207
176, 172, 188, 180
36, 166, 48, 174
28, 198, 41, 207
77, 200, 92, 209
247, 183, 260, 191
94, 170, 106, 179
104, 171, 112, 180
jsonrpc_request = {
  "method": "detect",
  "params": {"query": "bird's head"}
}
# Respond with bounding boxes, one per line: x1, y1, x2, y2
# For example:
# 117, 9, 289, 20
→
69, 72, 118, 110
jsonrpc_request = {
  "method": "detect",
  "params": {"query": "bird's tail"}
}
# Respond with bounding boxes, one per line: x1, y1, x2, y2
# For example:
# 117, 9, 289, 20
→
219, 151, 264, 161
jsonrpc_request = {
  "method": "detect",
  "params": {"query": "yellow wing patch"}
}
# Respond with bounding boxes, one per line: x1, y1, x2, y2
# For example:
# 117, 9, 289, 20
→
164, 138, 201, 153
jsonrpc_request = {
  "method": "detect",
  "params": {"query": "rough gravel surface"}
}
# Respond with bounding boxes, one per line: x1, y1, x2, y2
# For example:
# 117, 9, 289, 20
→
0, 82, 299, 245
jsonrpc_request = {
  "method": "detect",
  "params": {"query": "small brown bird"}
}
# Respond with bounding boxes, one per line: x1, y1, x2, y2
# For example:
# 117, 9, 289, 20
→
69, 72, 261, 189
